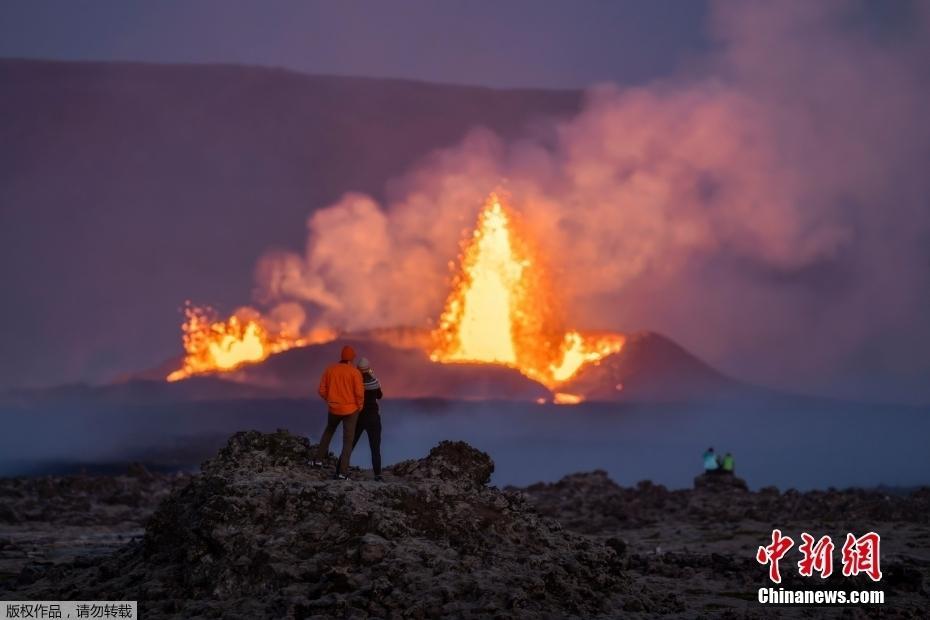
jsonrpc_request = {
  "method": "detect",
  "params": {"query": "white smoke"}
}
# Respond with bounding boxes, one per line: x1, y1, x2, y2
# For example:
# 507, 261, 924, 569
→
255, 1, 930, 401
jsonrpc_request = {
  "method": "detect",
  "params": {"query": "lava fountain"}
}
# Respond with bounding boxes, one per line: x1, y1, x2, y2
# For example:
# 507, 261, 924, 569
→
430, 193, 624, 390
166, 304, 317, 382
166, 193, 624, 398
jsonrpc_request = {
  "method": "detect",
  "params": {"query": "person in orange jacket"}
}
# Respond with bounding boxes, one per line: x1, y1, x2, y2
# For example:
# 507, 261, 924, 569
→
312, 345, 364, 479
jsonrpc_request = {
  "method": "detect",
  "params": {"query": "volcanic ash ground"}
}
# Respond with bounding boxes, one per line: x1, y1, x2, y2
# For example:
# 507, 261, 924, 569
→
3, 431, 652, 618
3, 430, 929, 618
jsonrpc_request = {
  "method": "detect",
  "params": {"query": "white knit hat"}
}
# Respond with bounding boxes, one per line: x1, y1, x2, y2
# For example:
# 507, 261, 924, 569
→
356, 357, 371, 371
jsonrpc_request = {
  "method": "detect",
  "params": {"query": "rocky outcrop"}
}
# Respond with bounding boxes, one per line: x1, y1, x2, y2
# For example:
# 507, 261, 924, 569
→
0, 468, 189, 528
520, 470, 930, 616
522, 469, 930, 527
6, 445, 930, 617
5, 430, 635, 619
692, 471, 748, 492
390, 440, 495, 487
517, 471, 691, 531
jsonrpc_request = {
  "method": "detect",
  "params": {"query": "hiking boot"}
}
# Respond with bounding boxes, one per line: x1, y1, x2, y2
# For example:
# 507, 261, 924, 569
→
334, 473, 349, 481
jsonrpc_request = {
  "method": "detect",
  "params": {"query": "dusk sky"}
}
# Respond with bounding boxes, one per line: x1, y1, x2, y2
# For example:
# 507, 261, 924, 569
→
0, 0, 711, 88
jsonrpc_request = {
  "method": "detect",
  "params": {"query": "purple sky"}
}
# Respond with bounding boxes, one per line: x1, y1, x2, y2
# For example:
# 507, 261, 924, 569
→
0, 0, 711, 88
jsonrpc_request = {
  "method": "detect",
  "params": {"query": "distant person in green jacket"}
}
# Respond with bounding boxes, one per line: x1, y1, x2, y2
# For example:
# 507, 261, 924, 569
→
722, 452, 735, 474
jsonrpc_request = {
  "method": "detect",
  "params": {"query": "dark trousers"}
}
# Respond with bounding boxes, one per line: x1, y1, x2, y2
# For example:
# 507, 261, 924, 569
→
316, 411, 359, 475
352, 409, 382, 476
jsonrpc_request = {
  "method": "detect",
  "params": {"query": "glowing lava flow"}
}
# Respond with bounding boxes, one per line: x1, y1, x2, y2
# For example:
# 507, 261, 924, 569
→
166, 305, 312, 382
166, 193, 624, 401
431, 193, 625, 394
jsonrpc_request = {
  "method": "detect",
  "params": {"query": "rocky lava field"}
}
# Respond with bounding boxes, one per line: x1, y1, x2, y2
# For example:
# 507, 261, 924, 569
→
1, 430, 928, 618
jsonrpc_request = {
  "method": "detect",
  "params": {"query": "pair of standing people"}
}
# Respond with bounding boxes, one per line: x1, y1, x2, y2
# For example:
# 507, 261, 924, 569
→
702, 447, 735, 474
313, 345, 383, 480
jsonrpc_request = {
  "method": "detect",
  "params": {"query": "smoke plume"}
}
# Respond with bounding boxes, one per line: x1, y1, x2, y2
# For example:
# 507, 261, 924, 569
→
255, 1, 930, 401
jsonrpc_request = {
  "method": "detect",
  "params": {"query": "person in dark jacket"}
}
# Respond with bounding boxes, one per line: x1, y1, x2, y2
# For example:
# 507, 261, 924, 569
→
353, 357, 384, 481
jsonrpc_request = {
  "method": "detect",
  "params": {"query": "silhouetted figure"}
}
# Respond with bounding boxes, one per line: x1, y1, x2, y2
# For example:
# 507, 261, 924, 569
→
703, 447, 719, 473
352, 357, 384, 481
313, 345, 364, 479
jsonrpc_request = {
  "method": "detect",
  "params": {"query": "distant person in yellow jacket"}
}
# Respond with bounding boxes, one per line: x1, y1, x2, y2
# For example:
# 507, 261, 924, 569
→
722, 452, 735, 474
312, 345, 364, 479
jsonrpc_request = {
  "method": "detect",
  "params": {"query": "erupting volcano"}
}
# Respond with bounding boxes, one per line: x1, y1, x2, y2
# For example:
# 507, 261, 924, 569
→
166, 193, 625, 398
430, 194, 624, 389
166, 305, 315, 382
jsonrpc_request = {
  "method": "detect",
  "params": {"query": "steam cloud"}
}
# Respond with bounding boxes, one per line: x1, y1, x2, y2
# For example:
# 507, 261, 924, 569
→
255, 2, 930, 401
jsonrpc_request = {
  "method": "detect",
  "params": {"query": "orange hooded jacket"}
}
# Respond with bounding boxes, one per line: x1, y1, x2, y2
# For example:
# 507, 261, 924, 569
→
318, 361, 364, 415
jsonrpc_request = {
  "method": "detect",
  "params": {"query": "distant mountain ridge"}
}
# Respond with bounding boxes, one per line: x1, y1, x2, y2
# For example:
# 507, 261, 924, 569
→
0, 58, 582, 390
100, 328, 745, 405
2, 328, 751, 406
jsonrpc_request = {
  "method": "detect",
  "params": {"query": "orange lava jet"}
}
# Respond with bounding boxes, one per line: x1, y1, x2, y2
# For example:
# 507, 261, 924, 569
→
166, 193, 623, 402
166, 304, 325, 382
431, 193, 625, 394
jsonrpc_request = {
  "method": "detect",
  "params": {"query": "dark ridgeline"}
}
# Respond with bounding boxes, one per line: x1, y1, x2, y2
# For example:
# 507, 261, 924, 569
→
74, 328, 757, 403
0, 59, 581, 390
